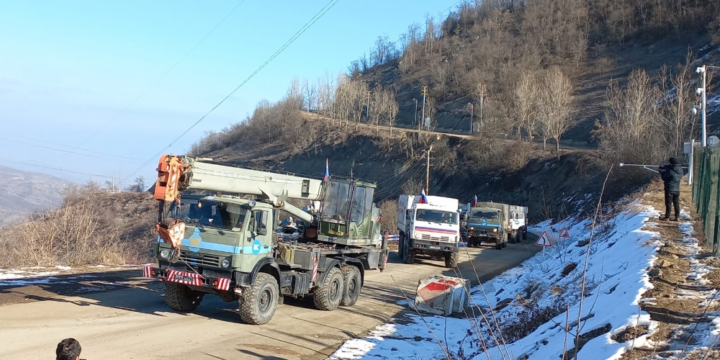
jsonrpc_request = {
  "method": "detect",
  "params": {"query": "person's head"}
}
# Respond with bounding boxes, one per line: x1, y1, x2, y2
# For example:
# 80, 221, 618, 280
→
56, 338, 81, 360
669, 157, 678, 165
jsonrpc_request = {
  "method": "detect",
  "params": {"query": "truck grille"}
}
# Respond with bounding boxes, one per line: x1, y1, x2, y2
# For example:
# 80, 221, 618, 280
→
180, 251, 220, 267
421, 234, 452, 242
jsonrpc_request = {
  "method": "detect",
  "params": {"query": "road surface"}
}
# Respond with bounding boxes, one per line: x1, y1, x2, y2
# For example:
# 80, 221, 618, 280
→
0, 240, 540, 360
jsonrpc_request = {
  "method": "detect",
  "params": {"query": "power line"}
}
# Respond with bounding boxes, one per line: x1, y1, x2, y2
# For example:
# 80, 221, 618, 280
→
74, 0, 249, 149
0, 157, 114, 179
122, 0, 341, 183
0, 136, 142, 163
4, 131, 141, 161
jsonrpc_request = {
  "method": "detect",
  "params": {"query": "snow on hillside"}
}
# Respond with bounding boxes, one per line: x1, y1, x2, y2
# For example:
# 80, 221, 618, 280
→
330, 198, 669, 360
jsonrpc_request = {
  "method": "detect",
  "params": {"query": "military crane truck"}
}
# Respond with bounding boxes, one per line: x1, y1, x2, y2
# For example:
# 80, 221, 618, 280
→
397, 194, 461, 268
144, 154, 388, 325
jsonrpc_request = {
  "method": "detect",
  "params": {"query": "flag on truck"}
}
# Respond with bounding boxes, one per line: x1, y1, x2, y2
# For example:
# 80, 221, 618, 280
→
324, 158, 329, 181
473, 194, 478, 206
419, 189, 428, 204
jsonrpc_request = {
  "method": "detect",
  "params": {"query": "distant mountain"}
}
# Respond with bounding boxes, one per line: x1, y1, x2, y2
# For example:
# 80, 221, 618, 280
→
0, 166, 73, 228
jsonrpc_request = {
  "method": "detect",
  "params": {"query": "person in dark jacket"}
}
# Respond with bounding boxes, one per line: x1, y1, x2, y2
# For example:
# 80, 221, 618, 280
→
659, 157, 684, 221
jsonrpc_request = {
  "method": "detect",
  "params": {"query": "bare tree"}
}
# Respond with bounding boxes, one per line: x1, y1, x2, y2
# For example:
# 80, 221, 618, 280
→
514, 72, 539, 141
540, 67, 574, 154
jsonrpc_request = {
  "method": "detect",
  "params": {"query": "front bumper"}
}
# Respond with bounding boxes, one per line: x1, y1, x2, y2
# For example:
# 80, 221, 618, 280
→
143, 265, 232, 291
411, 239, 458, 252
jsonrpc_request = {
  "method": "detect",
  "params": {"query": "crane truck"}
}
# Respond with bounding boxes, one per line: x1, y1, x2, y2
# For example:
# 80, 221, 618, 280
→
143, 154, 388, 325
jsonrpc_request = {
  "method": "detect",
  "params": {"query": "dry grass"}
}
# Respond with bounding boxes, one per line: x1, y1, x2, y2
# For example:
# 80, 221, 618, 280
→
0, 184, 156, 268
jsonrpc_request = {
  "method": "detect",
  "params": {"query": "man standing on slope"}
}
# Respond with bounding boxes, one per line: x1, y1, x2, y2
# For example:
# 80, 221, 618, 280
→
659, 157, 684, 221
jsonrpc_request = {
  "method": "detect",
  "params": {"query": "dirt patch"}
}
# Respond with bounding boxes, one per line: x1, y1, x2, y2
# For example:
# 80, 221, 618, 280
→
560, 262, 577, 277
620, 180, 720, 359
612, 325, 649, 342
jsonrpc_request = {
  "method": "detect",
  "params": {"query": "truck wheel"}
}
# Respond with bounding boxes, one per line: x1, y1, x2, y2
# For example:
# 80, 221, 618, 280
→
165, 282, 204, 312
510, 230, 517, 243
404, 245, 416, 264
340, 265, 361, 307
495, 235, 504, 250
313, 267, 344, 311
239, 273, 279, 325
444, 251, 459, 268
398, 234, 406, 260
523, 227, 528, 240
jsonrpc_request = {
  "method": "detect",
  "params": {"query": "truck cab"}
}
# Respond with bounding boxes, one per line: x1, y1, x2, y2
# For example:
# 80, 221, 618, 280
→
397, 194, 461, 268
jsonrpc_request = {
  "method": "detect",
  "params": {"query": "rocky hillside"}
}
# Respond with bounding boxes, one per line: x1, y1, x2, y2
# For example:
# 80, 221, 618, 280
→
0, 166, 73, 228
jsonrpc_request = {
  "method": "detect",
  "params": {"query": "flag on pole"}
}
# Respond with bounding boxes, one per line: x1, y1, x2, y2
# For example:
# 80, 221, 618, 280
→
324, 158, 329, 182
419, 189, 428, 204
473, 194, 478, 206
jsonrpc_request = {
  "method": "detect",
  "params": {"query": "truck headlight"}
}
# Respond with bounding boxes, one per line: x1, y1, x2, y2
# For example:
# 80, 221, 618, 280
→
160, 249, 170, 259
469, 227, 474, 230
493, 228, 498, 232
221, 258, 231, 268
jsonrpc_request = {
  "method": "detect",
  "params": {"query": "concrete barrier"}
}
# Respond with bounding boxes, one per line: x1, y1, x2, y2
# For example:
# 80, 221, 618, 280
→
414, 275, 468, 316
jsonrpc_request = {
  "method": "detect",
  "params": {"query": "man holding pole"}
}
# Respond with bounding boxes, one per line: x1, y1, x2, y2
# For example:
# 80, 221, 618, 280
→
659, 157, 684, 221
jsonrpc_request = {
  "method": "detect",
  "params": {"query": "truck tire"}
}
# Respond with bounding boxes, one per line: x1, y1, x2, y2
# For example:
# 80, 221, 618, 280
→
165, 282, 204, 312
239, 273, 279, 325
313, 267, 344, 311
444, 251, 459, 268
403, 237, 416, 264
340, 265, 361, 307
523, 227, 528, 240
510, 230, 517, 243
495, 235, 505, 250
398, 234, 405, 260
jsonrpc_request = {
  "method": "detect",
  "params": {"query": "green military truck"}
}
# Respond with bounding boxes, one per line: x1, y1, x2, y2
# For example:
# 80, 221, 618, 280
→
461, 201, 528, 249
144, 154, 388, 325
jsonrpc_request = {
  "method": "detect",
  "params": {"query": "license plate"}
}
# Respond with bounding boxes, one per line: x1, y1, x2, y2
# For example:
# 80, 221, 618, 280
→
173, 273, 195, 282
429, 246, 439, 249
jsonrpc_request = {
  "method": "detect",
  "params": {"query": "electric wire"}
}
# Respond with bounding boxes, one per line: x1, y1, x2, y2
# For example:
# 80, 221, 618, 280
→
4, 131, 141, 161
0, 136, 142, 163
0, 157, 113, 179
374, 161, 425, 195
74, 0, 249, 149
121, 0, 341, 183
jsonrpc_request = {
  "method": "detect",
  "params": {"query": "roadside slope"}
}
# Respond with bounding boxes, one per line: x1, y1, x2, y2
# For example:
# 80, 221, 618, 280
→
328, 180, 720, 360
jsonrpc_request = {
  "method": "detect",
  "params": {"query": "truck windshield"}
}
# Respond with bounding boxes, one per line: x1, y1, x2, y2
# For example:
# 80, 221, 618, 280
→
415, 209, 458, 224
471, 210, 499, 219
321, 181, 352, 221
170, 199, 247, 230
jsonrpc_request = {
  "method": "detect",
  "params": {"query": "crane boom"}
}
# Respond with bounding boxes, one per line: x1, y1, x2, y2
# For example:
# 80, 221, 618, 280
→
154, 155, 324, 203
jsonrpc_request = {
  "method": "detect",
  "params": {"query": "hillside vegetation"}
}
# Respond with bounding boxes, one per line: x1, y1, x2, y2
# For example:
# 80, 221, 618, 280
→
190, 0, 720, 223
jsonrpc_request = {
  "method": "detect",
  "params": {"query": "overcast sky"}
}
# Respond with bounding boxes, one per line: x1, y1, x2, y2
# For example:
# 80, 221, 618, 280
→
0, 0, 461, 187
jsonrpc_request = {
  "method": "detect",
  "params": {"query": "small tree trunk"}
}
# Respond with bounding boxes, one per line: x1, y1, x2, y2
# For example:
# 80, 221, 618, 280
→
543, 137, 547, 150
555, 136, 561, 158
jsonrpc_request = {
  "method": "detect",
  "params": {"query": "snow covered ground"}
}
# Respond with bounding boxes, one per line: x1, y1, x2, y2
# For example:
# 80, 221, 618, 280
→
0, 264, 143, 287
330, 198, 672, 360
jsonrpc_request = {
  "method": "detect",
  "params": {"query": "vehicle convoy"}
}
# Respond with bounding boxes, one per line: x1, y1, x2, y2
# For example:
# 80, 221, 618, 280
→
462, 200, 528, 249
397, 193, 461, 268
144, 154, 388, 325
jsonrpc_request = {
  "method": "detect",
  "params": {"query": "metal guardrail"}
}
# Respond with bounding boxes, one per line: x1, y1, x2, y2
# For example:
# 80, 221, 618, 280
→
692, 143, 720, 255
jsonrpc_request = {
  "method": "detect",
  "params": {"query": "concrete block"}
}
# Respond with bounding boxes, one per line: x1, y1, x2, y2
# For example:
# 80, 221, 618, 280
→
414, 275, 468, 316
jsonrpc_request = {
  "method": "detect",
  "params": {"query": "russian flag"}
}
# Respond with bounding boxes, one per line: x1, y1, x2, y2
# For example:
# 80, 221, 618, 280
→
473, 194, 478, 206
418, 189, 428, 204
324, 158, 329, 182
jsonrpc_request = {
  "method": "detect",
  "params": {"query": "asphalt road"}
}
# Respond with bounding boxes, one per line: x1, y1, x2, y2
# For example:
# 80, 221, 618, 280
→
0, 238, 540, 360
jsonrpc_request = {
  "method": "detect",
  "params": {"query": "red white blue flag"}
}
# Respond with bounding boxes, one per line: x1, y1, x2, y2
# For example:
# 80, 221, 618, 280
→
324, 158, 329, 182
473, 194, 478, 206
419, 189, 428, 204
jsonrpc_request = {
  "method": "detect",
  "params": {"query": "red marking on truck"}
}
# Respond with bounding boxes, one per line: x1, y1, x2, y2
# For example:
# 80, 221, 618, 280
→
167, 270, 202, 286
215, 277, 231, 291
143, 265, 152, 278
414, 226, 457, 235
311, 256, 319, 283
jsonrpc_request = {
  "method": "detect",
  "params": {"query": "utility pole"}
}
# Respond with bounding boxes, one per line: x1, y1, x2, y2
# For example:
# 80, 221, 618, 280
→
425, 144, 433, 195
469, 102, 474, 133
421, 86, 427, 130
697, 65, 708, 147
413, 98, 418, 126
478, 83, 485, 128
119, 169, 122, 192
112, 171, 115, 192
366, 90, 371, 122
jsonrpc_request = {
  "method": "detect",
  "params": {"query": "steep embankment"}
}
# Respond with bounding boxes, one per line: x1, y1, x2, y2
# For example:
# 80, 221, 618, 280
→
329, 180, 720, 360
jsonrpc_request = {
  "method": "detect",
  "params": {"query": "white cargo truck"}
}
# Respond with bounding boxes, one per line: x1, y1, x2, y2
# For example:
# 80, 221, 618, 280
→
397, 193, 461, 268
